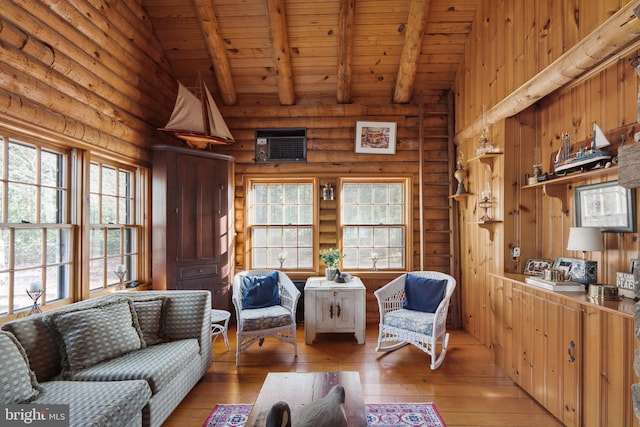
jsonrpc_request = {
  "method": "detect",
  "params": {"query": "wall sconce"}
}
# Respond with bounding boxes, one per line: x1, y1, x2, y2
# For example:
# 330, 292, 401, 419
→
322, 183, 334, 201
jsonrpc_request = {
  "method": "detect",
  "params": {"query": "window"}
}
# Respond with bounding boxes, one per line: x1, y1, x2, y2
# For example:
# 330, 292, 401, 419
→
88, 160, 139, 290
247, 179, 316, 270
0, 137, 71, 314
341, 179, 409, 270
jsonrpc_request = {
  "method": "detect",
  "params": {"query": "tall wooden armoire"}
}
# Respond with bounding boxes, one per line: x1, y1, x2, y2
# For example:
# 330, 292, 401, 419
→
151, 145, 234, 310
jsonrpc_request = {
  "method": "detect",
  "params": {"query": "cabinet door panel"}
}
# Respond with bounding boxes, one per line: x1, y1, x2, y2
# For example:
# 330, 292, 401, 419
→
176, 155, 219, 263
545, 299, 562, 420
531, 294, 546, 404
560, 302, 580, 426
316, 293, 335, 329
334, 291, 355, 330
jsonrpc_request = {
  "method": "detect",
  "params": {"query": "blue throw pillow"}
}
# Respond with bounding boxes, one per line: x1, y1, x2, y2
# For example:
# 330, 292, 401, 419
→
242, 272, 281, 309
402, 274, 448, 313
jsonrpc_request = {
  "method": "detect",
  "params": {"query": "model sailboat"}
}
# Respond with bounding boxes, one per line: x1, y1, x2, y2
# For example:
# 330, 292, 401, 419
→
159, 78, 234, 148
553, 122, 612, 176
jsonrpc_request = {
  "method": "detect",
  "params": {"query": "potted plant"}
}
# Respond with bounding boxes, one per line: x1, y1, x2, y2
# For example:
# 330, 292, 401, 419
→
320, 248, 342, 281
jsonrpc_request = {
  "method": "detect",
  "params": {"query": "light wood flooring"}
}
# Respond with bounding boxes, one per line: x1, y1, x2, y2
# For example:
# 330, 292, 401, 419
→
163, 324, 562, 426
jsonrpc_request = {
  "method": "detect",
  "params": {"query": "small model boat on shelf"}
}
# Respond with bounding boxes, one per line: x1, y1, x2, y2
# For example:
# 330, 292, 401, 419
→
159, 77, 235, 148
553, 122, 613, 176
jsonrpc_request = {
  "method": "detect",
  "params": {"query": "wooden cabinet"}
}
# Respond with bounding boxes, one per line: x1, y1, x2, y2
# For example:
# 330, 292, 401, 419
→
512, 288, 581, 425
491, 274, 638, 427
151, 145, 234, 310
304, 277, 366, 345
582, 302, 638, 427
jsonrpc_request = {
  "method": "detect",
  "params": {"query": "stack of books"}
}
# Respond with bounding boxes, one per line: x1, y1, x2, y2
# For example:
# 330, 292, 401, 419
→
525, 276, 585, 292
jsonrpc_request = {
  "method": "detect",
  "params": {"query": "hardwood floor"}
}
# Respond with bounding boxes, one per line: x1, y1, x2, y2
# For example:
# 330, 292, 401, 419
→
163, 324, 562, 426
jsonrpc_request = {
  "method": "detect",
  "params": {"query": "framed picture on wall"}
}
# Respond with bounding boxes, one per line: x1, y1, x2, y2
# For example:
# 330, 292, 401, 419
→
355, 121, 397, 154
574, 180, 636, 233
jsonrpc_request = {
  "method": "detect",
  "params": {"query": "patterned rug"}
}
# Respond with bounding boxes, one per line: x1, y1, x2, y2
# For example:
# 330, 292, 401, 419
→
203, 402, 446, 426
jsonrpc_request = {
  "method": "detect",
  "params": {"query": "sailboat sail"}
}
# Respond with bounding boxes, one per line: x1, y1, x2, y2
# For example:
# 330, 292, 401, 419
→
592, 122, 611, 149
160, 80, 234, 147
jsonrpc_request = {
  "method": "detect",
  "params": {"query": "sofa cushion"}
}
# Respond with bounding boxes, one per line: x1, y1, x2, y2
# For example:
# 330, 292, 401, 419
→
402, 274, 448, 313
1, 316, 62, 382
132, 298, 167, 346
0, 331, 41, 404
50, 299, 145, 376
242, 271, 281, 309
35, 379, 151, 427
70, 339, 200, 394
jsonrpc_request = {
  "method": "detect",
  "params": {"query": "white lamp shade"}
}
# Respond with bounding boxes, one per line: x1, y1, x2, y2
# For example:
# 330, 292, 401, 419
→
566, 227, 603, 252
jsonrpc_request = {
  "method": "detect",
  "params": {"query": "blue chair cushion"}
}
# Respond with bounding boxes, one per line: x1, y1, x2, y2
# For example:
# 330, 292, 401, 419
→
402, 274, 447, 313
242, 272, 281, 309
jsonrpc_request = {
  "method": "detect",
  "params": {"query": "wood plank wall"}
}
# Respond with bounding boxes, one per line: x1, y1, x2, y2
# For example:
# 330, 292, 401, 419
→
214, 101, 455, 323
452, 0, 639, 345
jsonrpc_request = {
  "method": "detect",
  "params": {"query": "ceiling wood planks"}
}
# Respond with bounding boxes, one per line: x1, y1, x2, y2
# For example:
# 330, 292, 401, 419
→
142, 0, 481, 106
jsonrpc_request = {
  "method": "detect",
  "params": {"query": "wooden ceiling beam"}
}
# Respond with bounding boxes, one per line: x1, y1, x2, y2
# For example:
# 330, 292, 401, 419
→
393, 0, 430, 104
455, 0, 640, 143
337, 0, 356, 104
266, 0, 295, 105
192, 0, 238, 106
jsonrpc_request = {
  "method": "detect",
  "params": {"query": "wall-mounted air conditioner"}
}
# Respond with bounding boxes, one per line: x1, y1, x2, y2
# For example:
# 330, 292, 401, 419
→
255, 128, 307, 162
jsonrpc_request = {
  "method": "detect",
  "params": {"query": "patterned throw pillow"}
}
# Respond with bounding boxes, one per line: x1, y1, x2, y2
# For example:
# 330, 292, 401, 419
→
402, 274, 448, 313
50, 299, 144, 375
242, 271, 281, 309
0, 331, 41, 403
133, 298, 166, 346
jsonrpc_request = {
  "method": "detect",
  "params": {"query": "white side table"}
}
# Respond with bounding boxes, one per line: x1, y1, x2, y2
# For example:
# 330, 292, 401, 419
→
210, 309, 231, 350
304, 276, 366, 345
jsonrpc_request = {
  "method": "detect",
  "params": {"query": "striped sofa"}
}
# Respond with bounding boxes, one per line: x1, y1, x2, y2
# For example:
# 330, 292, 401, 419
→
1, 290, 212, 427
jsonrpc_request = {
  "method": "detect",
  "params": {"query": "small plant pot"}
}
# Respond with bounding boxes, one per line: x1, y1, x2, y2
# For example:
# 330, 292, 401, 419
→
325, 268, 337, 281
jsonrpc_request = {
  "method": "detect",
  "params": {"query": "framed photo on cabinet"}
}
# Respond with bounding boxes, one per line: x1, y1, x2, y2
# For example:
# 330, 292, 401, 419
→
553, 257, 578, 276
355, 121, 396, 154
523, 259, 553, 276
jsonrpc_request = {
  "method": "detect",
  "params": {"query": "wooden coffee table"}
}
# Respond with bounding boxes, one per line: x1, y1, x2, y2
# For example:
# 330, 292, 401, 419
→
244, 371, 366, 427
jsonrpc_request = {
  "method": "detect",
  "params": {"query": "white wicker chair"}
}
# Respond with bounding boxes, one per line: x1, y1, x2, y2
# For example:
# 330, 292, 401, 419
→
374, 271, 456, 370
232, 270, 300, 366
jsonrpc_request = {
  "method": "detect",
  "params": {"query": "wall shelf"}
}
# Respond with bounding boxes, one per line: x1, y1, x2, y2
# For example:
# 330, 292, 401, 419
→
448, 192, 472, 201
521, 166, 618, 214
469, 151, 503, 172
469, 220, 502, 241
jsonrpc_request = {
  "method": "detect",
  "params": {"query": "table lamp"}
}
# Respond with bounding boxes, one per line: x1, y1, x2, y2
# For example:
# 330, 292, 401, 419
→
566, 226, 603, 285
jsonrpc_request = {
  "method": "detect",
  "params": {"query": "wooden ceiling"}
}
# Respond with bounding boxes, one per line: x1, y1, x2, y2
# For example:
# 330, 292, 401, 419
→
142, 0, 480, 107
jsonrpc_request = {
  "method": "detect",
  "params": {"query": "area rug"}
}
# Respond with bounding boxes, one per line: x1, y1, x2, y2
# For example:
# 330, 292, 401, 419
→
203, 402, 446, 427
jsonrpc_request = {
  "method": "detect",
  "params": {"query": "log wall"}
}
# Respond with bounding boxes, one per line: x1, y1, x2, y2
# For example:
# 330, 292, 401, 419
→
214, 101, 456, 324
0, 0, 175, 161
453, 0, 640, 345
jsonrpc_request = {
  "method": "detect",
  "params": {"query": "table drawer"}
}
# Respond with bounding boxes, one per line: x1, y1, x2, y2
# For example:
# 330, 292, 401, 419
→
179, 264, 217, 280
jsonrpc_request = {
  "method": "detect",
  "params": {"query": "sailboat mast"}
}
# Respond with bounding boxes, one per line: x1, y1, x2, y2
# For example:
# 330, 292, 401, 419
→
199, 76, 212, 137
